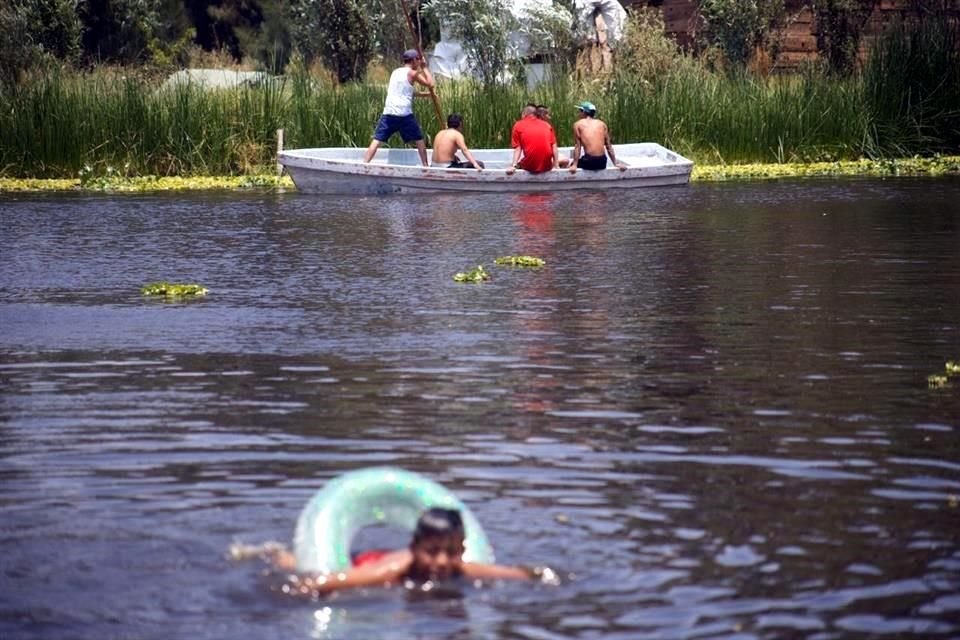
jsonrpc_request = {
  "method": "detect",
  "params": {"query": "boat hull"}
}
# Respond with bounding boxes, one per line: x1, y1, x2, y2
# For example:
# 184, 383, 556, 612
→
279, 144, 693, 195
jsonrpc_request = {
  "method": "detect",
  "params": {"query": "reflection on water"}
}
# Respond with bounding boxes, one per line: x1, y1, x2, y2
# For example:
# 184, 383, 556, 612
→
1, 178, 960, 639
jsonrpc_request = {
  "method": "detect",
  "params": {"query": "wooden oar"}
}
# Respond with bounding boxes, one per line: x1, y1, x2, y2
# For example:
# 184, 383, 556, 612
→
398, 0, 444, 126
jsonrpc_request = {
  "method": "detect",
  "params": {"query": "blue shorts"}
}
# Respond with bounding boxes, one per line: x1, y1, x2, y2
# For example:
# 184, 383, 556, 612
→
373, 114, 424, 143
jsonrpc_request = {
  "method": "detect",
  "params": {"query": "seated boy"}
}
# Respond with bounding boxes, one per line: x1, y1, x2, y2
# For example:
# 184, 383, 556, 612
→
431, 114, 484, 169
271, 508, 540, 595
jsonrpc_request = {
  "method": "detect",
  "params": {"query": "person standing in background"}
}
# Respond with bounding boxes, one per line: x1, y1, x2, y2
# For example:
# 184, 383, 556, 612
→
363, 49, 435, 167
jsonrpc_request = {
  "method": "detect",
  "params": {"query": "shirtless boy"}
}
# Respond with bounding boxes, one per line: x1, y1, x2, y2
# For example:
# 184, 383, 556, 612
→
432, 114, 484, 169
271, 508, 538, 596
569, 100, 627, 173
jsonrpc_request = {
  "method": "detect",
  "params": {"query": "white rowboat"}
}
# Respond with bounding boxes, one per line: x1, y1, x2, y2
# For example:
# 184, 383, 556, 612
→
279, 143, 693, 195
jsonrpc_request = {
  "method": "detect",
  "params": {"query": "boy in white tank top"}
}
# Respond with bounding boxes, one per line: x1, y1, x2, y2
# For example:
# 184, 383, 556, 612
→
363, 49, 435, 167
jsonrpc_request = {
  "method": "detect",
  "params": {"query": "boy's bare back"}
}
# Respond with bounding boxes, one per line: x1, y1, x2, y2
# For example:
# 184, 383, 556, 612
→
573, 118, 611, 157
432, 129, 466, 164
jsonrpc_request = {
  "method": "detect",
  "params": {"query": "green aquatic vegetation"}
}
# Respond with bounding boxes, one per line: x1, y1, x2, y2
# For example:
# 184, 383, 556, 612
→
692, 156, 960, 182
453, 265, 490, 283
926, 360, 960, 388
494, 256, 546, 267
141, 282, 209, 297
0, 175, 295, 192
0, 178, 79, 191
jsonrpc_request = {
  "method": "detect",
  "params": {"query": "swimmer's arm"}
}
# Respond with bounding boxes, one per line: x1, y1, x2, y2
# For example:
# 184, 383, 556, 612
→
311, 552, 411, 592
461, 562, 534, 581
269, 548, 298, 571
277, 550, 412, 593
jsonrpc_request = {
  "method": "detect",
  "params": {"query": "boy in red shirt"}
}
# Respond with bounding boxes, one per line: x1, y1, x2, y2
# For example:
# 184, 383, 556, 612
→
506, 104, 558, 175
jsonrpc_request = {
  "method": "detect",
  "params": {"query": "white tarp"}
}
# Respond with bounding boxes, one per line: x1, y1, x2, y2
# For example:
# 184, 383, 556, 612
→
161, 69, 271, 90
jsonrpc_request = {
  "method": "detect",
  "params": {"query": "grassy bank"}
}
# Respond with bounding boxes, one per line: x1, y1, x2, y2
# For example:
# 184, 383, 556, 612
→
2, 155, 957, 192
1, 17, 956, 180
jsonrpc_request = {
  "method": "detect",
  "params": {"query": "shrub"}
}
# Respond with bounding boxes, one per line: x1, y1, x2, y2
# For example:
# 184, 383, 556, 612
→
864, 13, 960, 153
813, 0, 877, 76
289, 0, 372, 83
699, 0, 784, 70
616, 7, 690, 86
0, 4, 38, 88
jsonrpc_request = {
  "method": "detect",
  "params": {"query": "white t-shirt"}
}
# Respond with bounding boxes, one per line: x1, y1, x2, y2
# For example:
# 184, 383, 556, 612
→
382, 66, 414, 116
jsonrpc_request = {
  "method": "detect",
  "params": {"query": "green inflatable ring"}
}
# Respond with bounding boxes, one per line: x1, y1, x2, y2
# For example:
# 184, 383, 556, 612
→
293, 467, 496, 574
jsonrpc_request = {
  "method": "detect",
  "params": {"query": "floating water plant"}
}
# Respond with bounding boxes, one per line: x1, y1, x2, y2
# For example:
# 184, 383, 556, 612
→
453, 265, 489, 283
494, 256, 546, 267
141, 281, 209, 297
926, 361, 960, 388
928, 374, 949, 388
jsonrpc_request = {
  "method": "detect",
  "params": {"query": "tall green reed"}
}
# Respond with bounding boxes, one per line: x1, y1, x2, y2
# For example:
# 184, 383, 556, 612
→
609, 65, 872, 164
864, 13, 960, 156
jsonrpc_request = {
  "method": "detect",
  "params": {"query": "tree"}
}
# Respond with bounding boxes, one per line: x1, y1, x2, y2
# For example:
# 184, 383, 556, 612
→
812, 0, 878, 75
617, 7, 687, 85
362, 0, 420, 60
19, 0, 83, 62
289, 0, 372, 82
0, 4, 39, 87
699, 0, 784, 70
1, 0, 81, 86
422, 0, 515, 86
78, 0, 162, 64
231, 0, 292, 72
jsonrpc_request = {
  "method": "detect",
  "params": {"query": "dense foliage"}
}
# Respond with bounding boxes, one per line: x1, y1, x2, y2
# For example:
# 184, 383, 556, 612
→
289, 0, 371, 82
0, 0, 410, 84
2, 0, 951, 87
812, 0, 877, 75
698, 0, 784, 70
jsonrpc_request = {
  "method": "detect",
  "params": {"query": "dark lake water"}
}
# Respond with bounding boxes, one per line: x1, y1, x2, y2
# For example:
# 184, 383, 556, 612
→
2, 178, 960, 640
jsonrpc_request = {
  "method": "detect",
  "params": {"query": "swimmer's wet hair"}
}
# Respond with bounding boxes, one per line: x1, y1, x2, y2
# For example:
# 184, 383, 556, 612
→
412, 507, 464, 543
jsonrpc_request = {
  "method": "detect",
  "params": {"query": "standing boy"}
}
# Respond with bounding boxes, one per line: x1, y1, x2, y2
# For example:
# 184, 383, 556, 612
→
363, 49, 435, 167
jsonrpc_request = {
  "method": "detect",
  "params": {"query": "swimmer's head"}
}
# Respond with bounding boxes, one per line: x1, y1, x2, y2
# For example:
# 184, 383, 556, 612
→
409, 508, 465, 580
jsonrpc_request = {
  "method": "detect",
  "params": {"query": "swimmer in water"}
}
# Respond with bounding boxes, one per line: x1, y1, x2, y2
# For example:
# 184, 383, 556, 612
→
271, 508, 544, 595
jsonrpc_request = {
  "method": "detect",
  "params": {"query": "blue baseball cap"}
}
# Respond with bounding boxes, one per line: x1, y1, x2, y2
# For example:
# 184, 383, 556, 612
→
575, 100, 597, 114
403, 49, 420, 62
